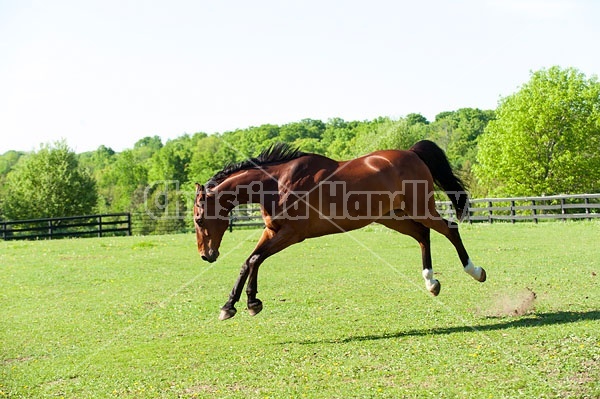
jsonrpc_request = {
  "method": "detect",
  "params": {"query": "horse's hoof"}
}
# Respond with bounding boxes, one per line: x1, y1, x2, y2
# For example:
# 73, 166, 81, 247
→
247, 299, 263, 316
219, 307, 237, 321
478, 268, 487, 283
429, 280, 441, 296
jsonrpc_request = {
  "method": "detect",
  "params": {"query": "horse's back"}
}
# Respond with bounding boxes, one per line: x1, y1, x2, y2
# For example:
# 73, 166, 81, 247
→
279, 149, 433, 191
333, 149, 432, 183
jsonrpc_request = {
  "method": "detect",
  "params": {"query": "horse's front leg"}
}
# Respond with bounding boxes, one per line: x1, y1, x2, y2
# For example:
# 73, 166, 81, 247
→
219, 228, 276, 320
219, 226, 301, 321
245, 254, 264, 316
243, 226, 301, 318
219, 262, 250, 320
219, 253, 264, 320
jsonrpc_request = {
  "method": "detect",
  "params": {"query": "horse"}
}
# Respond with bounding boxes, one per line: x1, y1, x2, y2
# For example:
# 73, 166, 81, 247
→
193, 140, 486, 320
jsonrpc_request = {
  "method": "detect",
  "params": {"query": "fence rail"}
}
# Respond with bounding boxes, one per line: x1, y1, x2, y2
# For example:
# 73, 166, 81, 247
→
442, 193, 600, 223
1, 213, 131, 240
229, 193, 600, 230
3, 195, 595, 239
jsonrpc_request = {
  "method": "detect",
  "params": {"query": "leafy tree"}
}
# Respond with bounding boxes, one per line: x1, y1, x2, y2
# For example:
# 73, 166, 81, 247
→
138, 184, 188, 235
218, 124, 281, 161
136, 136, 196, 233
431, 109, 495, 167
321, 118, 362, 159
3, 141, 97, 219
352, 117, 427, 156
475, 66, 600, 196
78, 145, 116, 179
406, 113, 430, 126
290, 137, 324, 153
0, 150, 26, 217
100, 150, 148, 212
133, 136, 164, 163
0, 150, 25, 175
280, 119, 326, 143
188, 134, 231, 184
148, 136, 193, 184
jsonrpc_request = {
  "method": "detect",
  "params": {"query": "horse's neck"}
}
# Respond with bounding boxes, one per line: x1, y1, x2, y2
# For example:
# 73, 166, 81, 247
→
217, 169, 279, 208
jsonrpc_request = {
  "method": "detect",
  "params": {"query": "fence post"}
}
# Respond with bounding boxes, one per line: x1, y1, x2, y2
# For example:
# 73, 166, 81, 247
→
584, 197, 590, 217
488, 201, 493, 224
98, 215, 103, 238
510, 200, 516, 223
531, 199, 538, 224
467, 200, 472, 224
48, 220, 53, 239
127, 213, 132, 236
560, 197, 566, 221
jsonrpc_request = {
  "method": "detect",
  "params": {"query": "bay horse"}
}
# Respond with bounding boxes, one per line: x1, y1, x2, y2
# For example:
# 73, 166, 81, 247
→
193, 140, 486, 320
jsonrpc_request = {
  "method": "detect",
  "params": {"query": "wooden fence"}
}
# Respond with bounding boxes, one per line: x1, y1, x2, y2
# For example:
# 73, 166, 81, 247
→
440, 193, 600, 223
4, 194, 593, 239
0, 213, 131, 240
229, 193, 600, 230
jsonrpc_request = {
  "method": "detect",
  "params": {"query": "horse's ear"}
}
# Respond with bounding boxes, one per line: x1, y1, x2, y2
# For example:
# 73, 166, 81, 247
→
195, 183, 204, 194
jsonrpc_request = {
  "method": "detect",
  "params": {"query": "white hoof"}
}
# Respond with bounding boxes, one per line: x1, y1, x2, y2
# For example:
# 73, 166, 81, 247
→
422, 269, 441, 296
464, 259, 486, 282
427, 280, 441, 296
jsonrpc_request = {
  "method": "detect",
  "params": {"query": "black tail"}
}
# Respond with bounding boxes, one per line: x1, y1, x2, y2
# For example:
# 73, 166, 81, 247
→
409, 140, 469, 220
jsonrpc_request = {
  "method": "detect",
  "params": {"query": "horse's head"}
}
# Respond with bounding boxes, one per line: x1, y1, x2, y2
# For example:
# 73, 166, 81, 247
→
193, 183, 230, 263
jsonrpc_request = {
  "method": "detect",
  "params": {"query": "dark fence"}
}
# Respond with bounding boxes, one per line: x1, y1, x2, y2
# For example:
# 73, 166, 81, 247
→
228, 206, 265, 231
438, 193, 600, 223
131, 212, 190, 236
229, 193, 600, 230
0, 213, 131, 240
8, 195, 592, 240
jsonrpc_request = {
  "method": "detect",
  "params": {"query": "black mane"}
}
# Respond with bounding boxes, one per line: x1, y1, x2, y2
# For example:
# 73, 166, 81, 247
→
208, 143, 306, 184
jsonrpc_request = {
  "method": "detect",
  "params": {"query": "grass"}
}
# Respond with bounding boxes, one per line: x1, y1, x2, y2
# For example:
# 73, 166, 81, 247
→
1, 222, 599, 398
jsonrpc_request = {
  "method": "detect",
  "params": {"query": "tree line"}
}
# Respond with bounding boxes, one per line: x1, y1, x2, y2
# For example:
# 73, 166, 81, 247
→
1, 66, 598, 234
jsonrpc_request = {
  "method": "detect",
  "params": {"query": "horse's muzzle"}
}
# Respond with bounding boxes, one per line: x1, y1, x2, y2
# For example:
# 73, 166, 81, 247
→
201, 250, 219, 263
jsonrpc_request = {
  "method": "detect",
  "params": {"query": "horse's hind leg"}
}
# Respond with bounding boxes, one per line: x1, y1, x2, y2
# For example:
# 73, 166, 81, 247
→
378, 217, 440, 296
419, 215, 486, 283
401, 186, 486, 282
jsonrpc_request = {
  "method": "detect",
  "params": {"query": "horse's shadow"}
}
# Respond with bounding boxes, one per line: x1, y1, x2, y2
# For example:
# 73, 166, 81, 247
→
282, 310, 600, 345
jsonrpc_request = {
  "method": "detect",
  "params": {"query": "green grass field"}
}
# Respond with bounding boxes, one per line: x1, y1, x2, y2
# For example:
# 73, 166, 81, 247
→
1, 222, 599, 398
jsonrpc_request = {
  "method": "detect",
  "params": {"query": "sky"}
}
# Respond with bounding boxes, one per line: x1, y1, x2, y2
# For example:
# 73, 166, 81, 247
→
1, 0, 599, 154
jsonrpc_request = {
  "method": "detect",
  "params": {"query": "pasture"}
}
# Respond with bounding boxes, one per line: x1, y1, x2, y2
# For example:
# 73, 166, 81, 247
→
1, 222, 598, 398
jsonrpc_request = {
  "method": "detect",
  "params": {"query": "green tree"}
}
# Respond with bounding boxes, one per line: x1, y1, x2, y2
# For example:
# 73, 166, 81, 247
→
429, 108, 495, 194
475, 66, 600, 196
188, 134, 230, 184
406, 113, 430, 126
100, 150, 148, 212
148, 136, 193, 184
0, 150, 25, 176
321, 118, 362, 159
3, 141, 98, 219
280, 119, 326, 143
0, 150, 26, 217
352, 117, 428, 156
431, 108, 495, 169
78, 145, 116, 180
133, 136, 164, 163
